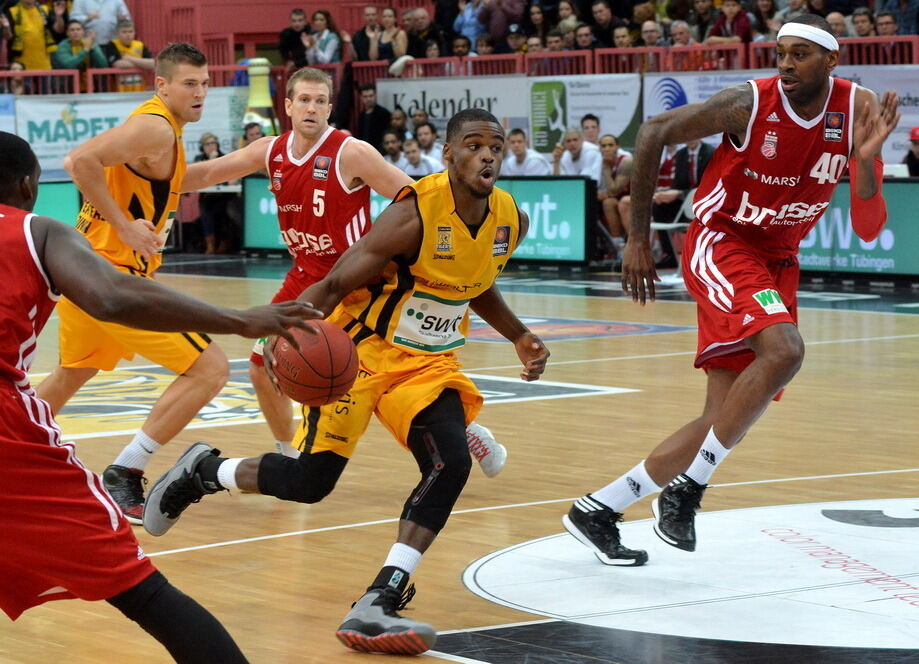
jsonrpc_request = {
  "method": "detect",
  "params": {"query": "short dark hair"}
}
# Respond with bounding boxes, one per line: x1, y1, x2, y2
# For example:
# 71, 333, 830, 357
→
155, 42, 207, 79
291, 8, 305, 17
446, 108, 501, 143
547, 28, 564, 39
580, 113, 599, 126
852, 7, 874, 23
358, 83, 376, 93
415, 121, 437, 137
382, 129, 402, 142
875, 11, 897, 23
66, 19, 85, 30
453, 35, 471, 47
785, 14, 834, 38
508, 128, 527, 139
592, 0, 612, 8
0, 132, 38, 201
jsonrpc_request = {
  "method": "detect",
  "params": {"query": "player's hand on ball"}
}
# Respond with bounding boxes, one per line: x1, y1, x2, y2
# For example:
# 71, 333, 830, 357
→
514, 332, 549, 382
238, 301, 322, 345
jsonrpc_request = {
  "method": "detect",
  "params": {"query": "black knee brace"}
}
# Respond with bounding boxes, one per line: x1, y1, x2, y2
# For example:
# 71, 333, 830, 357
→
402, 389, 472, 533
257, 450, 348, 503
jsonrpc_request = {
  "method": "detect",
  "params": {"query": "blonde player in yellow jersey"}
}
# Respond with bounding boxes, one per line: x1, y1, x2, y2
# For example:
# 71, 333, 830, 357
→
36, 43, 225, 524
144, 108, 551, 656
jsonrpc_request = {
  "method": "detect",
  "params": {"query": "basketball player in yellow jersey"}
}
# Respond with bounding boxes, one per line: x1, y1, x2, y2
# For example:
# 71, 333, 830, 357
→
144, 108, 550, 656
36, 43, 227, 524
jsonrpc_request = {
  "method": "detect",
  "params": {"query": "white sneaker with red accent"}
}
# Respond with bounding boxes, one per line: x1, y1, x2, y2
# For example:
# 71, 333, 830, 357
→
465, 422, 507, 478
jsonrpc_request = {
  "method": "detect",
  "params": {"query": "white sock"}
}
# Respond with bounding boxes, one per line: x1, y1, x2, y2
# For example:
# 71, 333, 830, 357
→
684, 427, 732, 485
112, 431, 162, 471
591, 460, 662, 513
383, 543, 423, 575
216, 458, 245, 490
275, 439, 299, 458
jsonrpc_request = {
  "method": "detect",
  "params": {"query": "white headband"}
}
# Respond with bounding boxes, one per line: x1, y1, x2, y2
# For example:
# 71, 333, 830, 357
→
777, 23, 839, 52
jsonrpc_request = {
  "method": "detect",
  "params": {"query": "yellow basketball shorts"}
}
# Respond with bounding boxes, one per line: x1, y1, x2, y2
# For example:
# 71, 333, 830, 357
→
292, 312, 483, 458
56, 295, 210, 374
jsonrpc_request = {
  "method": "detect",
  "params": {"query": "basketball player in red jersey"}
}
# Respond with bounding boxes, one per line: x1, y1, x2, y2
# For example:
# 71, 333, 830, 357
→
0, 131, 317, 662
180, 67, 507, 476
563, 15, 900, 565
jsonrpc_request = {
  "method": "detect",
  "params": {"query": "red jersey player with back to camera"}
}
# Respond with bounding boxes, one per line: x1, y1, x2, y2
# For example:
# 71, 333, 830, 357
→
562, 15, 900, 566
0, 130, 318, 663
180, 67, 506, 477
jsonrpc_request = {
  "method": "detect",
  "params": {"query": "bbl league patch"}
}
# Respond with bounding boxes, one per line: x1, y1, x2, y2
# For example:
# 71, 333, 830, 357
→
760, 130, 778, 159
271, 169, 282, 191
493, 225, 510, 256
313, 155, 331, 180
824, 112, 844, 142
436, 226, 452, 252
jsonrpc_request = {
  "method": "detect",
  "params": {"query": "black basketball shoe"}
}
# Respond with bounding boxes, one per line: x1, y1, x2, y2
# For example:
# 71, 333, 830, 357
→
102, 464, 146, 525
652, 474, 707, 552
563, 495, 648, 566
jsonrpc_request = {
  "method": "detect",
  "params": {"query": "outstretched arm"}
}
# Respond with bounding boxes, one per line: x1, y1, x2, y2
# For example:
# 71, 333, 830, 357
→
297, 197, 422, 314
35, 217, 319, 342
624, 83, 753, 305
181, 136, 275, 192
470, 209, 549, 381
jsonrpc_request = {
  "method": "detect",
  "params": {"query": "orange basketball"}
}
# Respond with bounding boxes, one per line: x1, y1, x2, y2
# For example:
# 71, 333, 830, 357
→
269, 321, 358, 406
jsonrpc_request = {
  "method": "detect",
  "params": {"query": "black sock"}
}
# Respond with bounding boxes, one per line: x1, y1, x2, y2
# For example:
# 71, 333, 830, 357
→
197, 453, 225, 489
108, 571, 248, 664
371, 566, 410, 594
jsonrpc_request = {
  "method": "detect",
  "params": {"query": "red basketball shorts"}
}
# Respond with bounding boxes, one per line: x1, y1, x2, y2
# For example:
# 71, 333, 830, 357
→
0, 385, 155, 620
681, 222, 800, 374
250, 266, 319, 366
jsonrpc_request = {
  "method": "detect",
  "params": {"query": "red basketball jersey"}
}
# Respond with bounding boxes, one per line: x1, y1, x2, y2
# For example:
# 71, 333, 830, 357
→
691, 75, 855, 259
0, 205, 59, 390
266, 128, 372, 282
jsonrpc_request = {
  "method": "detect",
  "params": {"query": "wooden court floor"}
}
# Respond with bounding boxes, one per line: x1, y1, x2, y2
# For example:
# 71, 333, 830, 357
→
2, 267, 917, 663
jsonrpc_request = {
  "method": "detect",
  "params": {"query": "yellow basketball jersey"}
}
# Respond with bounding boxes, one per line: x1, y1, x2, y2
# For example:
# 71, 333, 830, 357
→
111, 39, 147, 92
340, 171, 519, 354
74, 95, 186, 276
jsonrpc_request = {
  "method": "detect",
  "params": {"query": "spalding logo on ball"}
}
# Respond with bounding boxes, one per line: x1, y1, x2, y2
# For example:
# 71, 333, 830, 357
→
269, 321, 358, 405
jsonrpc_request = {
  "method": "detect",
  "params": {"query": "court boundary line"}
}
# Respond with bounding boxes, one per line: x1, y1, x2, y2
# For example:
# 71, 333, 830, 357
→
146, 467, 919, 559
157, 272, 919, 318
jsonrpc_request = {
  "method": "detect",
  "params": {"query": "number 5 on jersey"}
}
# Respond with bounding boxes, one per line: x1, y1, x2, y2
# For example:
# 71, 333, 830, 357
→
313, 189, 325, 217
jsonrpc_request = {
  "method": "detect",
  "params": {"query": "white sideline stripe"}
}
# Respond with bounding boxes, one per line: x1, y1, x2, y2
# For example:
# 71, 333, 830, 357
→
437, 618, 557, 635
426, 651, 493, 663
31, 331, 919, 382
146, 467, 919, 559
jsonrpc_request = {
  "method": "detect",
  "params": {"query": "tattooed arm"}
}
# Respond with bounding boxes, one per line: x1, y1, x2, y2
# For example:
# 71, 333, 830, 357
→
623, 83, 754, 305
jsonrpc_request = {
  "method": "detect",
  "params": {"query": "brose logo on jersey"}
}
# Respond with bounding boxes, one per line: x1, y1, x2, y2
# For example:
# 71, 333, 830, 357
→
733, 190, 829, 227
280, 227, 335, 256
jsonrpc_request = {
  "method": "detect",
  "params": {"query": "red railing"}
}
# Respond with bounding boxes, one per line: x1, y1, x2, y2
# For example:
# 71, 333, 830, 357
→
468, 53, 524, 76
86, 68, 153, 93
524, 49, 594, 76
750, 36, 919, 68
0, 69, 81, 95
596, 46, 668, 74
673, 43, 746, 71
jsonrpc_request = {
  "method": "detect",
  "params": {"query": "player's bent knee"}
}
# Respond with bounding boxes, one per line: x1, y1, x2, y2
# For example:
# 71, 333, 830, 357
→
257, 450, 347, 503
403, 391, 473, 533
